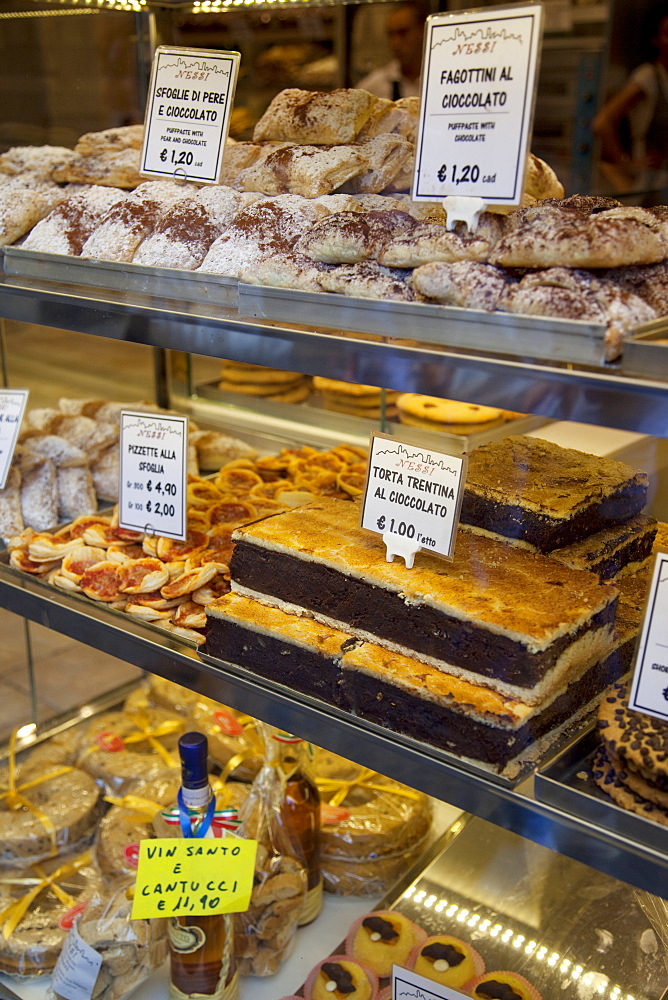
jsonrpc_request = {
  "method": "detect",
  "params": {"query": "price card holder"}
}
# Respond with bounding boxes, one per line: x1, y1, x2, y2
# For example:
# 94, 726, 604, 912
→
0, 389, 28, 489
118, 411, 188, 541
131, 838, 258, 920
627, 549, 668, 722
361, 433, 467, 568
413, 3, 543, 206
140, 46, 240, 185
392, 964, 468, 1000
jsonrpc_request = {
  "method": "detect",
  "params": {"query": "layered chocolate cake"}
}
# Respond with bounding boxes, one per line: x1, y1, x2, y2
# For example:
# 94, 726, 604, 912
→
461, 436, 649, 553
204, 590, 637, 774
228, 497, 618, 704
549, 513, 657, 581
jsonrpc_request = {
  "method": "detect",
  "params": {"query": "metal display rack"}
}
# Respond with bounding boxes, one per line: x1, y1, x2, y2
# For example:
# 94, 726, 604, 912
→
2, 265, 668, 898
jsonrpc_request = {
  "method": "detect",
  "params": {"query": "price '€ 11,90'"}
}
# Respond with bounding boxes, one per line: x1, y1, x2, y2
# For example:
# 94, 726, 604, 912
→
118, 412, 188, 541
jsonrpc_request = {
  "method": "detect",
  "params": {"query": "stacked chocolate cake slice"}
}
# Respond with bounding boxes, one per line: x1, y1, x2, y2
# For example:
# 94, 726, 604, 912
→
204, 437, 656, 776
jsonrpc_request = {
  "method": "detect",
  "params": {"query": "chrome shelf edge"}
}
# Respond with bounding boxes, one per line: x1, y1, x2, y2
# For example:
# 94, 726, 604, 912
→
2, 565, 668, 897
2, 277, 668, 436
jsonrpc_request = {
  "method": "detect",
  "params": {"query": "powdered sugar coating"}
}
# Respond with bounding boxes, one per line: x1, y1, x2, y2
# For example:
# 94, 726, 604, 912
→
0, 178, 68, 247
0, 145, 76, 181
21, 186, 125, 255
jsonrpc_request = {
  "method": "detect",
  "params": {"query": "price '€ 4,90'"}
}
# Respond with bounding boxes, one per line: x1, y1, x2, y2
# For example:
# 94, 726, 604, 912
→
118, 412, 188, 541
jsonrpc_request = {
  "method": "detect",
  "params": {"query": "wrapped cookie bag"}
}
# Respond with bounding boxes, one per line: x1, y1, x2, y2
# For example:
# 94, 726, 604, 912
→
187, 697, 264, 782
314, 749, 432, 896
0, 849, 103, 975
235, 762, 307, 976
48, 875, 168, 1000
0, 728, 103, 871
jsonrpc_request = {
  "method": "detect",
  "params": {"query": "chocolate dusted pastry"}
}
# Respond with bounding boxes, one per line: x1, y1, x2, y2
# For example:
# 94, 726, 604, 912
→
461, 435, 649, 552
253, 88, 378, 145
22, 186, 127, 256
227, 497, 618, 702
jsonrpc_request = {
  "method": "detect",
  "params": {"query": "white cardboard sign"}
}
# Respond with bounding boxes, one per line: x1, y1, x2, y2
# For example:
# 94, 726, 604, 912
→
392, 964, 469, 1000
628, 551, 668, 723
0, 389, 28, 489
118, 411, 188, 541
141, 46, 240, 184
361, 434, 466, 567
413, 3, 543, 204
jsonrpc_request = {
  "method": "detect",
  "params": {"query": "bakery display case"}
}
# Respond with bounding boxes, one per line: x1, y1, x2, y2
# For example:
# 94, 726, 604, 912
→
3, 1, 668, 996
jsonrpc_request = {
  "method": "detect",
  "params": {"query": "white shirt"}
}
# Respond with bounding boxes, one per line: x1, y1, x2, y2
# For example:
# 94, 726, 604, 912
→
357, 59, 421, 101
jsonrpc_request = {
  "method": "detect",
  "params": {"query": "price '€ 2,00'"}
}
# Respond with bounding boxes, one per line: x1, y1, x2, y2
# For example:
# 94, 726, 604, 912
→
118, 412, 189, 541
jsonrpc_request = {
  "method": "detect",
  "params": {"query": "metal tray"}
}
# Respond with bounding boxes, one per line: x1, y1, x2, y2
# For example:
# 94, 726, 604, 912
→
194, 378, 551, 451
3, 247, 238, 309
622, 324, 668, 379
238, 283, 623, 368
535, 729, 668, 858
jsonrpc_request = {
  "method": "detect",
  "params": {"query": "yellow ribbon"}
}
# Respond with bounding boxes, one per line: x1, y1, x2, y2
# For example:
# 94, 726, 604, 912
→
202, 707, 263, 781
104, 777, 238, 821
316, 766, 423, 807
0, 851, 92, 939
0, 730, 75, 857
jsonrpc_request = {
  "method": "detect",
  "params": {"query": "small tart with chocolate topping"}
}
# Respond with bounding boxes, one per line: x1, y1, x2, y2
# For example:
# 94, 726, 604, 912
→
347, 910, 426, 979
467, 971, 543, 1000
411, 935, 485, 990
304, 955, 379, 1000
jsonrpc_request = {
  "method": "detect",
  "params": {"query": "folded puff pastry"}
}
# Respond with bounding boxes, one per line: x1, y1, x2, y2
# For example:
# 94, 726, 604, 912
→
340, 135, 414, 194
253, 88, 378, 144
235, 143, 369, 198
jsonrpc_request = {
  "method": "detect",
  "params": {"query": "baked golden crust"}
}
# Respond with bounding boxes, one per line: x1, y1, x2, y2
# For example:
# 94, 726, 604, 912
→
230, 497, 616, 648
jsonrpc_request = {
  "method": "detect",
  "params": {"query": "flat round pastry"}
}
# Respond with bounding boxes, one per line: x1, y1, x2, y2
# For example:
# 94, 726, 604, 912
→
304, 955, 379, 1000
0, 759, 102, 868
597, 681, 668, 790
217, 377, 307, 397
117, 557, 170, 594
79, 560, 123, 602
410, 935, 484, 990
77, 709, 184, 794
346, 911, 426, 978
0, 853, 104, 974
397, 394, 503, 430
467, 971, 543, 1000
220, 362, 304, 385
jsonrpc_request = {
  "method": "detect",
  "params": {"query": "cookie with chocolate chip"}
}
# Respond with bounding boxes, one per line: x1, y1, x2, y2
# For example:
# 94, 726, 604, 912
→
597, 681, 668, 794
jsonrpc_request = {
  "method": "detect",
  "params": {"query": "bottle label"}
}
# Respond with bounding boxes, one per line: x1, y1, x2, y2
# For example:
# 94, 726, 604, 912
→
298, 878, 323, 926
168, 918, 207, 954
180, 785, 211, 811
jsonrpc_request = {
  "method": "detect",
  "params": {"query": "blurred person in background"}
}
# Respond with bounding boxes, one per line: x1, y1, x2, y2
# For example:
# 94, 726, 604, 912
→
594, 2, 668, 197
357, 0, 431, 100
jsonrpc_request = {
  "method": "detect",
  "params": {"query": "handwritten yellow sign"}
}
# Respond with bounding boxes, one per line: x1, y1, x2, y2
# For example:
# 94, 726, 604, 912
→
131, 838, 258, 920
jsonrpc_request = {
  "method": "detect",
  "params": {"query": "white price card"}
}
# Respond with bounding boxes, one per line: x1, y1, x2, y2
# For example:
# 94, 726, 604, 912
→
52, 917, 102, 1000
392, 964, 469, 1000
413, 3, 543, 204
628, 551, 668, 723
0, 389, 28, 489
119, 411, 188, 541
141, 46, 240, 184
361, 433, 466, 567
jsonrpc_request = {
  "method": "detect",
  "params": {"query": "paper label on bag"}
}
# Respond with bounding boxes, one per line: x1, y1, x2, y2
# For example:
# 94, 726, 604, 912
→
118, 411, 188, 541
361, 433, 466, 565
392, 964, 469, 1000
131, 837, 257, 919
141, 46, 240, 184
628, 551, 668, 722
0, 389, 28, 489
413, 3, 543, 204
52, 917, 103, 1000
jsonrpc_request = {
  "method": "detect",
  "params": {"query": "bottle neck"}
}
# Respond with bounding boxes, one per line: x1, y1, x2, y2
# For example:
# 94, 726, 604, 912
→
271, 732, 312, 778
181, 783, 213, 812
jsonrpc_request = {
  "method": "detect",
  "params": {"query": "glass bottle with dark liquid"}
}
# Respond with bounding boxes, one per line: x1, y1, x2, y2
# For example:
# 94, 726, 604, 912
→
270, 730, 323, 925
168, 731, 238, 1000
